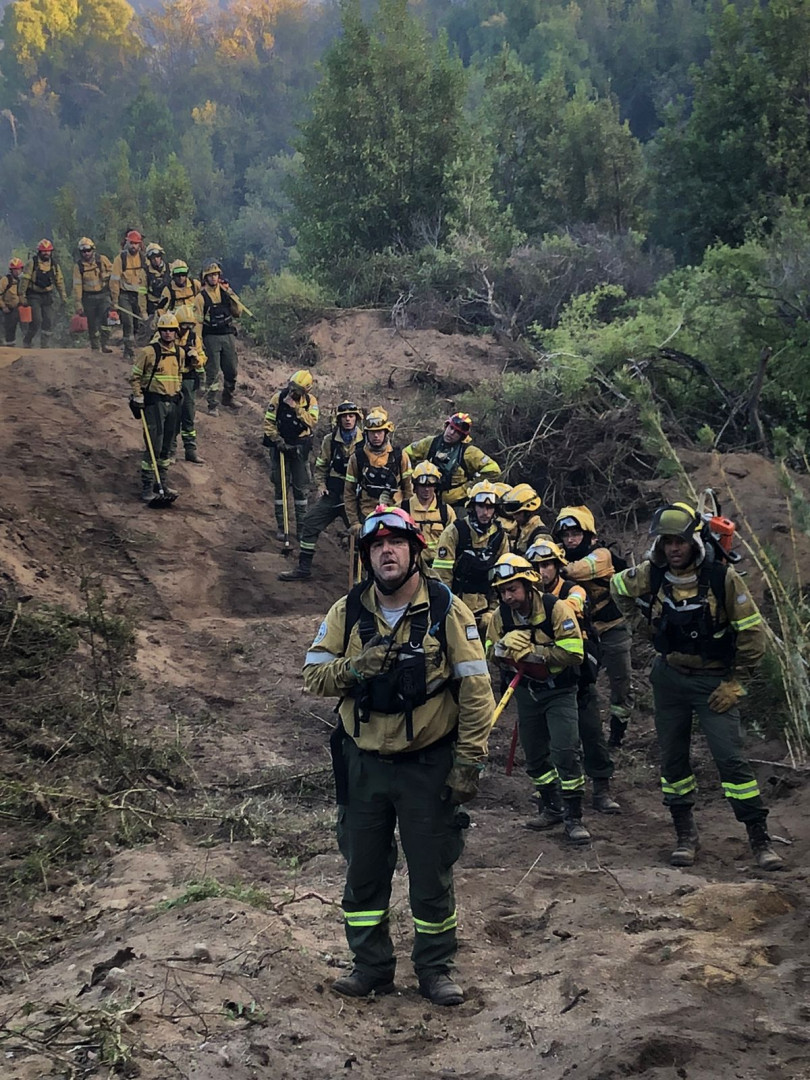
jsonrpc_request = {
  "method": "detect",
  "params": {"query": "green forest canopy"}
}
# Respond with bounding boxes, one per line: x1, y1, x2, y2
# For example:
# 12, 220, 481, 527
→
3, 0, 810, 445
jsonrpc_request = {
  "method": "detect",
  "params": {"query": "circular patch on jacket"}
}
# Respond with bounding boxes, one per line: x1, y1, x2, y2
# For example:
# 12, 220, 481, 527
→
312, 620, 328, 646
438, 546, 448, 558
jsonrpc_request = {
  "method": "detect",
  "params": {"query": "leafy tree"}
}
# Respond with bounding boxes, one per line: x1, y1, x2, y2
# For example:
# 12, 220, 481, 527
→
290, 0, 468, 273
649, 0, 810, 262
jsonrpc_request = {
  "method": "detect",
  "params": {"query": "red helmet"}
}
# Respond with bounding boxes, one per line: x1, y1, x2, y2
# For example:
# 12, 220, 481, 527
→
446, 411, 472, 435
37, 239, 54, 253
8, 258, 23, 271
125, 229, 142, 243
358, 506, 427, 552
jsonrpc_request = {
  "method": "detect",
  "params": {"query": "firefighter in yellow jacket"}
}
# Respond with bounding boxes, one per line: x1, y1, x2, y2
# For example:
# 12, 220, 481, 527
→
110, 230, 148, 360
192, 262, 243, 413
19, 239, 68, 347
405, 412, 501, 506
72, 238, 113, 353
264, 369, 320, 542
401, 461, 457, 566
128, 312, 194, 502
553, 505, 633, 748
303, 506, 494, 1006
160, 260, 201, 312
527, 538, 620, 818
610, 501, 781, 871
501, 483, 551, 555
173, 304, 206, 464
279, 401, 364, 580
433, 480, 509, 628
144, 243, 171, 317
1, 257, 23, 345
344, 408, 412, 532
487, 553, 589, 844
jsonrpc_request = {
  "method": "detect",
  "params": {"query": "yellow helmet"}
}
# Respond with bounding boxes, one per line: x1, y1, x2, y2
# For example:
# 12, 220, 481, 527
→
489, 552, 539, 587
413, 461, 443, 485
553, 505, 596, 537
156, 312, 180, 331
289, 369, 313, 393
203, 261, 222, 276
335, 400, 362, 421
170, 259, 189, 275
468, 480, 500, 506
78, 237, 95, 252
364, 407, 394, 432
502, 482, 542, 514
492, 482, 513, 500
648, 502, 701, 540
146, 242, 165, 258
526, 539, 567, 566
174, 304, 196, 325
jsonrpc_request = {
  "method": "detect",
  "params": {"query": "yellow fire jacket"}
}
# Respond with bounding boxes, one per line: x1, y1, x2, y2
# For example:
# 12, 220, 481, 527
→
432, 518, 509, 617
73, 254, 113, 306
401, 495, 457, 563
313, 429, 364, 496
611, 557, 765, 674
110, 250, 147, 315
20, 257, 68, 303
0, 274, 20, 311
129, 340, 185, 398
564, 545, 626, 634
344, 442, 413, 526
303, 576, 494, 762
487, 587, 584, 679
404, 433, 501, 506
513, 514, 552, 556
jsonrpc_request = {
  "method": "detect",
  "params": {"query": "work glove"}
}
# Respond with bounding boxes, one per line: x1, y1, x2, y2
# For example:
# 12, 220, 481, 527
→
377, 491, 393, 508
445, 759, 483, 805
281, 441, 299, 455
349, 634, 399, 681
262, 434, 274, 449
499, 629, 534, 662
708, 678, 746, 714
349, 522, 363, 539
128, 395, 144, 419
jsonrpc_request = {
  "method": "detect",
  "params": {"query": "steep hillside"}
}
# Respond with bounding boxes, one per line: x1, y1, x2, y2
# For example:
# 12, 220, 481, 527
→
0, 319, 807, 1080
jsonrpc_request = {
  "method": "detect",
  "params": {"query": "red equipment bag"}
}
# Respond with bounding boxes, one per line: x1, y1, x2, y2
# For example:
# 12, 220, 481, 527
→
69, 314, 88, 334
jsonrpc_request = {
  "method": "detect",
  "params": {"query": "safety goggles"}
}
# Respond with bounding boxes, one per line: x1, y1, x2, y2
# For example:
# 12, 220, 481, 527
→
414, 476, 438, 486
490, 562, 521, 581
79, 246, 94, 253
360, 512, 412, 541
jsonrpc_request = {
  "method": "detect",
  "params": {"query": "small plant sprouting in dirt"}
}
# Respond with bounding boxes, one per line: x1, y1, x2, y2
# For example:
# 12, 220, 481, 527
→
159, 877, 273, 911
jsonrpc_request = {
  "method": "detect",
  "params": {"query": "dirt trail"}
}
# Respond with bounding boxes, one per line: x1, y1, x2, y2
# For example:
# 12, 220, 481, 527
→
0, 323, 808, 1080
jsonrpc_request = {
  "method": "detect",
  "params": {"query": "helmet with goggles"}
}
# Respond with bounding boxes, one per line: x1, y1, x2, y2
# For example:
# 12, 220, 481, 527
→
489, 552, 539, 587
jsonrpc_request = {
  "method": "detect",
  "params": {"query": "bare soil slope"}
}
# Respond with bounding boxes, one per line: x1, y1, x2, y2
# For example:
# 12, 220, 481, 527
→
0, 319, 808, 1080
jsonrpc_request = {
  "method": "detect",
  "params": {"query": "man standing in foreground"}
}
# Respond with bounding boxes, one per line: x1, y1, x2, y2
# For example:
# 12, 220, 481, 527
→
303, 507, 494, 1005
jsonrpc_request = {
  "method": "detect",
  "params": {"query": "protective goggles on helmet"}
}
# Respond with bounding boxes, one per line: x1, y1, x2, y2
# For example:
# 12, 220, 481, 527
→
526, 540, 566, 564
172, 263, 189, 276
359, 509, 427, 549
649, 503, 700, 540
556, 517, 580, 530
489, 556, 539, 585
447, 412, 472, 434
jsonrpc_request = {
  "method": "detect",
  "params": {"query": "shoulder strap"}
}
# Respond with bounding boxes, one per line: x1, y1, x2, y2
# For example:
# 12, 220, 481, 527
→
439, 500, 449, 525
454, 517, 471, 550
342, 583, 367, 654
537, 591, 557, 638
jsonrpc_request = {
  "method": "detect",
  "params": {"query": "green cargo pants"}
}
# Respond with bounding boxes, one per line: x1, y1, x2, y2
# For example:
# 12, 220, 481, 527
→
204, 332, 238, 407
599, 622, 634, 715
141, 395, 179, 478
337, 736, 466, 981
299, 492, 346, 558
514, 682, 585, 800
271, 445, 310, 537
23, 293, 55, 346
175, 374, 199, 452
81, 291, 111, 349
651, 657, 767, 825
118, 291, 145, 356
577, 683, 613, 779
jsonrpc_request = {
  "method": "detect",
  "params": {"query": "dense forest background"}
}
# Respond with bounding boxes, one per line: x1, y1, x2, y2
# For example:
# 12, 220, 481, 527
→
3, 0, 810, 449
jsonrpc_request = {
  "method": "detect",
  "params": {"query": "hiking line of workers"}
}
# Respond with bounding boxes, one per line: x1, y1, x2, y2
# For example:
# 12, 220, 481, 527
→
3, 235, 245, 496
287, 376, 783, 1007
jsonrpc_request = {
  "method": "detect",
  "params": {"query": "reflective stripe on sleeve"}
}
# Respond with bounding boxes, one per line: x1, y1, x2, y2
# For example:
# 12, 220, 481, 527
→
452, 659, 489, 677
304, 650, 338, 665
731, 613, 762, 632
556, 637, 584, 656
